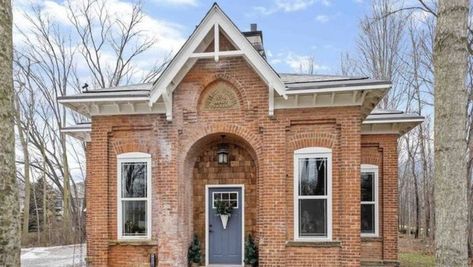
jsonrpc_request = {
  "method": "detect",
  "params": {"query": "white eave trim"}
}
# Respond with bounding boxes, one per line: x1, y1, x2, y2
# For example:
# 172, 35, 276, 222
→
60, 127, 91, 133
61, 125, 92, 142
59, 96, 166, 118
363, 118, 425, 124
361, 117, 424, 135
284, 84, 391, 95
58, 96, 150, 104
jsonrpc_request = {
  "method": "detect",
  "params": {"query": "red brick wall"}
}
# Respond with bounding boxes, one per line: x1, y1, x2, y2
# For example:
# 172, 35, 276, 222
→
285, 246, 341, 267
361, 134, 399, 264
85, 56, 401, 266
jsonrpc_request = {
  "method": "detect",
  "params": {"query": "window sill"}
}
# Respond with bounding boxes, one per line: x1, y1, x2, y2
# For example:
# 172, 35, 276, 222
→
109, 240, 158, 246
361, 236, 382, 242
286, 240, 341, 248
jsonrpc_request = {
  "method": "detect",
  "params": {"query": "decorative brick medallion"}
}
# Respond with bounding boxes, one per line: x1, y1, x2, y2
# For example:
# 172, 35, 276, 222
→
203, 82, 239, 110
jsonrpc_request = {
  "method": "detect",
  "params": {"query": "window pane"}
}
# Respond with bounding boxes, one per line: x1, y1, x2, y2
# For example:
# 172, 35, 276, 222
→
122, 162, 147, 198
213, 192, 238, 208
361, 172, 374, 201
299, 158, 327, 196
299, 199, 327, 237
122, 200, 147, 236
361, 204, 375, 233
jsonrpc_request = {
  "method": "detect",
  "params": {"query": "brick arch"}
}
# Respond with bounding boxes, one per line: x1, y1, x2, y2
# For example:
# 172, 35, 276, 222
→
110, 139, 153, 155
181, 123, 262, 162
287, 132, 337, 151
178, 123, 262, 248
196, 73, 252, 111
361, 145, 383, 167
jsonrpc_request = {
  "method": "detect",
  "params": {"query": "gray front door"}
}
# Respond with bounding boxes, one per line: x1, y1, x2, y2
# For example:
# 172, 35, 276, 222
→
208, 187, 242, 265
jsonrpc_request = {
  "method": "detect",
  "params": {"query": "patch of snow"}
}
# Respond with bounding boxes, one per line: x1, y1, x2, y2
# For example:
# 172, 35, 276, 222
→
21, 243, 86, 267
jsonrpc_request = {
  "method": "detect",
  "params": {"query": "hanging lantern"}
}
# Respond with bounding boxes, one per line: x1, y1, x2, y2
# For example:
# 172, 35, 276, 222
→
217, 136, 229, 165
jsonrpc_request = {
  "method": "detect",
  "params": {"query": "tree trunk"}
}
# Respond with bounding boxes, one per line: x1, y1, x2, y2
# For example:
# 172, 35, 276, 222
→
434, 0, 470, 266
42, 152, 49, 245
411, 154, 421, 239
61, 135, 73, 243
15, 96, 31, 238
31, 182, 40, 244
0, 0, 21, 265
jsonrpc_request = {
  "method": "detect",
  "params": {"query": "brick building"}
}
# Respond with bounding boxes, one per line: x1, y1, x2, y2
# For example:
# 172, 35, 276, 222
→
60, 4, 423, 267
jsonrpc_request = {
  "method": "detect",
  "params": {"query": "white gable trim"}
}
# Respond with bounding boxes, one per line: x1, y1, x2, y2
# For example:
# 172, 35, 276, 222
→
149, 4, 287, 120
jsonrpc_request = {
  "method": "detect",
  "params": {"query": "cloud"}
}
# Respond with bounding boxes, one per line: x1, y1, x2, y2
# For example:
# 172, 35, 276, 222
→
269, 51, 330, 73
315, 14, 330, 23
276, 0, 316, 12
253, 0, 332, 16
152, 0, 198, 7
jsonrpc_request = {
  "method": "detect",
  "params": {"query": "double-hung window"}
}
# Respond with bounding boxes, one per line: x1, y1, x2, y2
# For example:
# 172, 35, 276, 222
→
361, 164, 379, 237
117, 152, 151, 240
294, 147, 332, 241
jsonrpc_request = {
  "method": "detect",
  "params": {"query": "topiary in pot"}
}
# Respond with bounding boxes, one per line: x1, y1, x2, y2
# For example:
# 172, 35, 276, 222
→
244, 234, 258, 267
187, 234, 201, 267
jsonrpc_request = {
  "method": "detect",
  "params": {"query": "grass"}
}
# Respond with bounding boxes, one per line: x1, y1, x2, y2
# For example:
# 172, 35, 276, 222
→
399, 252, 435, 267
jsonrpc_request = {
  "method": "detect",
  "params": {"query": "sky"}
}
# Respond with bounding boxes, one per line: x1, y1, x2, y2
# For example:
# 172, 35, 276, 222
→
139, 0, 370, 74
13, 0, 372, 76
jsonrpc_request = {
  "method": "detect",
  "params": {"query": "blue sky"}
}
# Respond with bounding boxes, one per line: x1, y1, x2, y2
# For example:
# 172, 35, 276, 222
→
138, 0, 370, 74
13, 0, 371, 77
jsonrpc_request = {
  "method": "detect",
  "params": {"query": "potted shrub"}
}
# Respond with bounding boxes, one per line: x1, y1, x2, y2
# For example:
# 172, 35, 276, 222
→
187, 234, 201, 267
244, 234, 258, 267
215, 199, 233, 229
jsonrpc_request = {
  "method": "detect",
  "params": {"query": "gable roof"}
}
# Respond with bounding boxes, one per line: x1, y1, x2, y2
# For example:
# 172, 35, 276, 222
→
58, 4, 395, 121
149, 3, 288, 113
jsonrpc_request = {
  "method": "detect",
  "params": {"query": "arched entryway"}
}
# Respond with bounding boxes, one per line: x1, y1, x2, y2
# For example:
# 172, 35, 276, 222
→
183, 133, 258, 266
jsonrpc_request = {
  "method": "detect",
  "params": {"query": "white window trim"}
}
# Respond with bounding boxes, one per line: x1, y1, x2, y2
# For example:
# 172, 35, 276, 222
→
293, 147, 332, 241
361, 164, 379, 237
117, 152, 152, 240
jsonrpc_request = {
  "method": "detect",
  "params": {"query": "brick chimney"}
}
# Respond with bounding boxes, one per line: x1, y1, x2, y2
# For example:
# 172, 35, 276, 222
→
243, 23, 266, 58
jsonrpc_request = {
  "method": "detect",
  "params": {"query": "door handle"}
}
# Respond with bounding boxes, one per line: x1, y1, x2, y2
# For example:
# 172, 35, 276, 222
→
209, 224, 212, 228
209, 230, 213, 233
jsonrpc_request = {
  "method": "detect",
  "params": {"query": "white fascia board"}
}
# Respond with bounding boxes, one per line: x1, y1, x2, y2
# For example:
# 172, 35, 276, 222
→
149, 4, 287, 105
58, 96, 150, 104
284, 84, 391, 95
61, 127, 92, 142
362, 118, 424, 124
60, 127, 91, 133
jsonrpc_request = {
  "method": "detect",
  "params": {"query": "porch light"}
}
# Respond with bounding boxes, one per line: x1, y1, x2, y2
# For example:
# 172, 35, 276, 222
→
217, 136, 229, 165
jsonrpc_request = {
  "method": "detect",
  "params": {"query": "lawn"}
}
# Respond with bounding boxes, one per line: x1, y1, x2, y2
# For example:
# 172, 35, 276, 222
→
399, 252, 435, 267
399, 234, 434, 267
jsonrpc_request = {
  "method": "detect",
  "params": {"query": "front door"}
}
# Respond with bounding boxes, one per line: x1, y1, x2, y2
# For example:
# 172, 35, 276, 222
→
208, 187, 243, 265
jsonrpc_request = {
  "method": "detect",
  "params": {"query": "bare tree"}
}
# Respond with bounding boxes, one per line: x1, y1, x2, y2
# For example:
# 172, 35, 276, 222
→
13, 0, 168, 246
67, 0, 161, 88
433, 0, 470, 266
0, 0, 21, 265
341, 0, 409, 109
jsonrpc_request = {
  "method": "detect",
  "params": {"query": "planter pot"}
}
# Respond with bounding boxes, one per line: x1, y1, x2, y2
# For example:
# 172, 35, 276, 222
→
219, 214, 230, 229
190, 262, 199, 267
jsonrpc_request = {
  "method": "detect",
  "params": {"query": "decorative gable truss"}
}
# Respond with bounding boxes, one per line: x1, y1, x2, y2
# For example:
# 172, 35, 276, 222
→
149, 3, 288, 120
